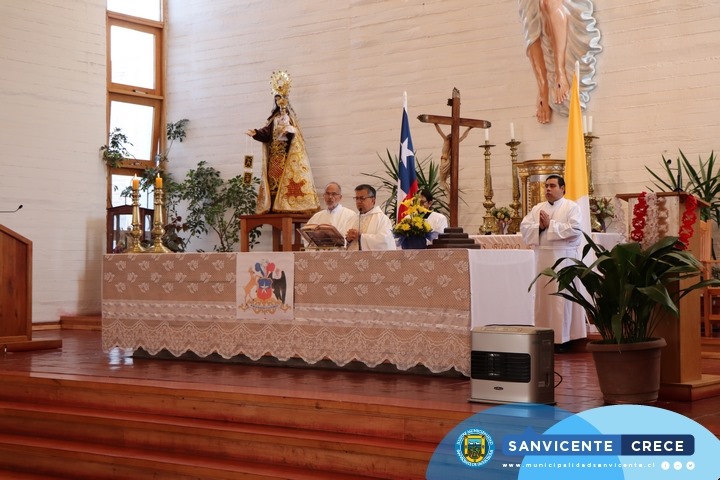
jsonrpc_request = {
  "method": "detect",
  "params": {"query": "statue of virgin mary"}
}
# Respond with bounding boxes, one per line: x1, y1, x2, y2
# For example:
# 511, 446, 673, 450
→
246, 71, 319, 214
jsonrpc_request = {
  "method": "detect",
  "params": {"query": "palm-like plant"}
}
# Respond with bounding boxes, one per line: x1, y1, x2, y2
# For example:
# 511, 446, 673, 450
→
646, 150, 720, 226
361, 149, 449, 219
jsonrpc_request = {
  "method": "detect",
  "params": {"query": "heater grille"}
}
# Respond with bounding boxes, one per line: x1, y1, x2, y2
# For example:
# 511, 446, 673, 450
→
471, 351, 531, 383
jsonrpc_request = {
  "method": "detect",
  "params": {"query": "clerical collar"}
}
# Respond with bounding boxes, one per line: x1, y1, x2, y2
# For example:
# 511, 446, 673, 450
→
549, 197, 565, 207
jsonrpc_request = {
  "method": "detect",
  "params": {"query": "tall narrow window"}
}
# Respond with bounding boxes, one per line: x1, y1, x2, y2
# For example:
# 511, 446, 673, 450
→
106, 2, 164, 209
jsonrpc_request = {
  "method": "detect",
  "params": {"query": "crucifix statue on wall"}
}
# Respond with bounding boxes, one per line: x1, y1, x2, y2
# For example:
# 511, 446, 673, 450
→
418, 88, 490, 227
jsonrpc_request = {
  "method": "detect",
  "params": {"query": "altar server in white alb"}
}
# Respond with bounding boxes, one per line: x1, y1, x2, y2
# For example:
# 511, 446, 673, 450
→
520, 174, 586, 348
305, 182, 358, 246
345, 184, 396, 251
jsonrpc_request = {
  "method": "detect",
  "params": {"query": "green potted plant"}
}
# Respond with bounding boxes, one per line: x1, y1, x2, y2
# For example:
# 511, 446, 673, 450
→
533, 233, 718, 404
100, 127, 134, 169
176, 161, 261, 252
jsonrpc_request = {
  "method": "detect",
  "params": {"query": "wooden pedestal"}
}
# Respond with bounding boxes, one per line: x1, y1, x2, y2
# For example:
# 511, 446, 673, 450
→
239, 213, 314, 252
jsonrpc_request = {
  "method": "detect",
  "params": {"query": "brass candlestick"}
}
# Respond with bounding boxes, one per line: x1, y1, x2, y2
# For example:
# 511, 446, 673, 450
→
150, 185, 171, 253
128, 188, 146, 253
506, 139, 522, 234
584, 133, 598, 196
480, 141, 497, 234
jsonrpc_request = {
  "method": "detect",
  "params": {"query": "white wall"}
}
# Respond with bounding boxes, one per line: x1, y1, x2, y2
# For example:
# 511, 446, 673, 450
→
0, 1, 107, 322
0, 0, 718, 320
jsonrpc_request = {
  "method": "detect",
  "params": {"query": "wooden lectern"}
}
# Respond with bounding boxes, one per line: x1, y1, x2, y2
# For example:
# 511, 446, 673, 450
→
0, 225, 61, 352
617, 192, 720, 400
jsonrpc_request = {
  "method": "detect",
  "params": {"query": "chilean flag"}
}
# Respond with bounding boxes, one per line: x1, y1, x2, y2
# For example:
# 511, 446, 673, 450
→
397, 92, 418, 221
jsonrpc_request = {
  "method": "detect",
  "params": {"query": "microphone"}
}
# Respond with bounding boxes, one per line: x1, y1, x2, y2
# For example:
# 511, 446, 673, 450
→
668, 159, 683, 192
0, 204, 22, 213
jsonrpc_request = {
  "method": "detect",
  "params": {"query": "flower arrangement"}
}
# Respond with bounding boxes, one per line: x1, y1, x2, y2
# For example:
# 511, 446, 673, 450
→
393, 196, 432, 238
590, 196, 615, 232
489, 206, 515, 234
490, 206, 514, 221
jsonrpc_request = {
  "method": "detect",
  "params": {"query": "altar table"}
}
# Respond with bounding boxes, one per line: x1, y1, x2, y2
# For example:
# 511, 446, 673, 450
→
102, 249, 535, 376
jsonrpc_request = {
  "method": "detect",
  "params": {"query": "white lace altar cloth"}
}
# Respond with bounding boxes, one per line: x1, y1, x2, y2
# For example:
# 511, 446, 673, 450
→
102, 249, 472, 375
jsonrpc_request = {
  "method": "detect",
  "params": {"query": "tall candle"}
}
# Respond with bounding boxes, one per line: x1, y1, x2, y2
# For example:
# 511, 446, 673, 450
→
510, 122, 515, 140
588, 116, 593, 133
132, 175, 139, 190
484, 128, 489, 142
583, 115, 588, 134
155, 174, 163, 189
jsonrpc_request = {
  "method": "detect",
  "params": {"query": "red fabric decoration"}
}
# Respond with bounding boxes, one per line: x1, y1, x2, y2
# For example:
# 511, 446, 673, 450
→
630, 192, 648, 243
676, 194, 698, 250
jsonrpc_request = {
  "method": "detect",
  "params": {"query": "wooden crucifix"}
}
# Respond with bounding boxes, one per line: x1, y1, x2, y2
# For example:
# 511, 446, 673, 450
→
418, 88, 490, 227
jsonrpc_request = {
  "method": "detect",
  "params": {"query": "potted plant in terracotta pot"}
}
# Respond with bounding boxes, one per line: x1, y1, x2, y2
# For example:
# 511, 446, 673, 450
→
533, 233, 718, 404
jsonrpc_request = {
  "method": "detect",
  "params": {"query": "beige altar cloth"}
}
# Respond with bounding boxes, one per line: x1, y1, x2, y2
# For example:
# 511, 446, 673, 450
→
102, 250, 473, 375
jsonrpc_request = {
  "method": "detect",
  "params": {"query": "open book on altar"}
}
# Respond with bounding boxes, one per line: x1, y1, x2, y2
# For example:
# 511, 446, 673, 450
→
298, 223, 346, 249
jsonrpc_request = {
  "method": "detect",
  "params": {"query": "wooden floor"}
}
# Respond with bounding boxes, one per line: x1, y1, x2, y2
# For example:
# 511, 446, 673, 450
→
5, 329, 720, 422
1, 328, 720, 478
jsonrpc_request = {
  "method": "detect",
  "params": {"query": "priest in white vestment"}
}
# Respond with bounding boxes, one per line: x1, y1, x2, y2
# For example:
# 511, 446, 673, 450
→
305, 182, 358, 247
520, 174, 587, 347
345, 184, 396, 251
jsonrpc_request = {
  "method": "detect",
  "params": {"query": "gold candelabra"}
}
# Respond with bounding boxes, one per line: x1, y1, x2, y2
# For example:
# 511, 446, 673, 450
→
584, 132, 598, 196
150, 178, 170, 253
128, 187, 146, 253
506, 138, 522, 234
480, 141, 497, 234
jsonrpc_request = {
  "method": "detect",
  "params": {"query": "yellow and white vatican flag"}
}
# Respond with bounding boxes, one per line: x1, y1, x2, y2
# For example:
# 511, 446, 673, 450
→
563, 62, 592, 244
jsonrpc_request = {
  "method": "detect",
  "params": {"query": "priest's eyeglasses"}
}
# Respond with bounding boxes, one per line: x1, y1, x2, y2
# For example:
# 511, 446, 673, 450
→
353, 196, 374, 201
324, 192, 340, 197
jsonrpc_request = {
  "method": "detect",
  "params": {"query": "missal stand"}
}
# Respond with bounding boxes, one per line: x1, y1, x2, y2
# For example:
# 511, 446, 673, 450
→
0, 225, 61, 351
617, 192, 720, 400
298, 224, 346, 250
239, 213, 314, 252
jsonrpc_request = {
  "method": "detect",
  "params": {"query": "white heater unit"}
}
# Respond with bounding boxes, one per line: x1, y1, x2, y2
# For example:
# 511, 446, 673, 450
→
469, 325, 555, 404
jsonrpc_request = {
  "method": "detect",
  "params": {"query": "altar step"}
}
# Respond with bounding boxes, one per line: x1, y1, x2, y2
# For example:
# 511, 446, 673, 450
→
0, 372, 464, 479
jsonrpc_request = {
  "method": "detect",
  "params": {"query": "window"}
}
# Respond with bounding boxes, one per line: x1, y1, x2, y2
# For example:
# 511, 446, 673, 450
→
106, 2, 164, 208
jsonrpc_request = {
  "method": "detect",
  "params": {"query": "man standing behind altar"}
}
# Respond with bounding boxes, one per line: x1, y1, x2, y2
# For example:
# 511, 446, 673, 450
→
419, 188, 448, 242
345, 184, 396, 251
520, 174, 587, 350
305, 182, 358, 247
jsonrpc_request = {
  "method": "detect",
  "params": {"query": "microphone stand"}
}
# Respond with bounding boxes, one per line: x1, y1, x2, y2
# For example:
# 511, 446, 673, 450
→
0, 205, 23, 213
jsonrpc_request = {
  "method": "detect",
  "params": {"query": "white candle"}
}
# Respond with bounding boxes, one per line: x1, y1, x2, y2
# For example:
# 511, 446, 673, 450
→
510, 122, 515, 140
583, 115, 588, 134
588, 116, 593, 133
484, 129, 489, 142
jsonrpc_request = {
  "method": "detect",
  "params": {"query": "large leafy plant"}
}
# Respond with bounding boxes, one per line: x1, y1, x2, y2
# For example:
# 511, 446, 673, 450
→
362, 149, 448, 219
532, 233, 718, 344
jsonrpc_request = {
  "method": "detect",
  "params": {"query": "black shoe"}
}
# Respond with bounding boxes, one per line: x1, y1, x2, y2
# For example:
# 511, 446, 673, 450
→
554, 343, 571, 354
